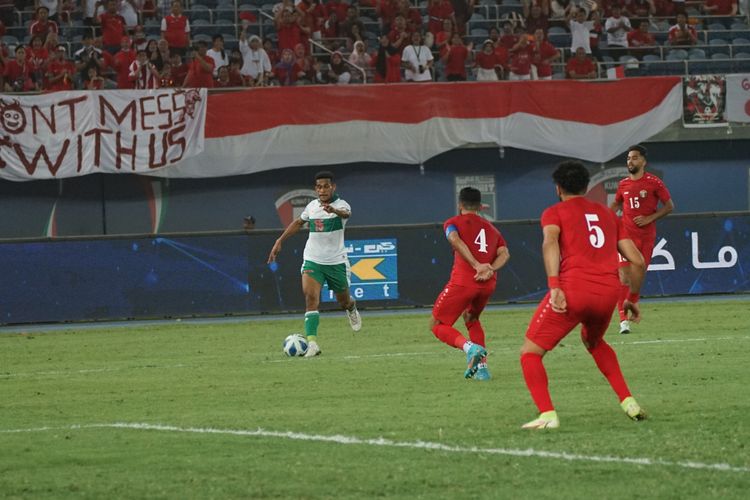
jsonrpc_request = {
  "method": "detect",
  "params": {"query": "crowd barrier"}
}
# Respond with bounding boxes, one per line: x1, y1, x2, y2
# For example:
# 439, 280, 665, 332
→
0, 211, 747, 324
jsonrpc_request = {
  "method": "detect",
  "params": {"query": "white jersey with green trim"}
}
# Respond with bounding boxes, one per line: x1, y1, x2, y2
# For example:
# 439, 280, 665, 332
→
300, 196, 351, 265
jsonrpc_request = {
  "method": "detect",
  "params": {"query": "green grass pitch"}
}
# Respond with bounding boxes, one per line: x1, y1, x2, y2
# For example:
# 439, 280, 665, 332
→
1, 300, 749, 499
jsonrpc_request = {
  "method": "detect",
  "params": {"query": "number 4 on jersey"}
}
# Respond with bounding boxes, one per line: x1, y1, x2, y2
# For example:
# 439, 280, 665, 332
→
474, 228, 488, 253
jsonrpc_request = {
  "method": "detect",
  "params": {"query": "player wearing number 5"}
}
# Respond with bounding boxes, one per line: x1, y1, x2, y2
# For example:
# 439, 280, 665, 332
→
520, 161, 646, 429
430, 187, 510, 380
610, 145, 674, 334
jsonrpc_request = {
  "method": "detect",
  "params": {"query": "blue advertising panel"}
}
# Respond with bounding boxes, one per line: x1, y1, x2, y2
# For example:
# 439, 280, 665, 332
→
322, 238, 399, 302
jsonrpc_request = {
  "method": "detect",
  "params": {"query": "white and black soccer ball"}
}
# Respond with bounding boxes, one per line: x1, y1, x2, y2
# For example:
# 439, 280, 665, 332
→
282, 334, 308, 357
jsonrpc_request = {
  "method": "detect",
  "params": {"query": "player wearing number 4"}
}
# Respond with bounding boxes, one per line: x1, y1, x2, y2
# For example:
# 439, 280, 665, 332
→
610, 145, 674, 334
521, 161, 647, 430
267, 171, 362, 358
430, 187, 510, 380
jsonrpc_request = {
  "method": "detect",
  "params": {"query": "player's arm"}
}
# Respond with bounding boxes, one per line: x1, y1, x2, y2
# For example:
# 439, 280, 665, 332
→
321, 203, 350, 219
617, 237, 646, 322
446, 229, 492, 276
542, 224, 566, 313
634, 198, 673, 227
475, 244, 510, 282
267, 218, 306, 263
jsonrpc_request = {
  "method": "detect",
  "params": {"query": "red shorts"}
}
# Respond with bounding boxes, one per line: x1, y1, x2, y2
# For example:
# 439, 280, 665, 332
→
618, 232, 656, 268
525, 286, 619, 351
432, 282, 493, 325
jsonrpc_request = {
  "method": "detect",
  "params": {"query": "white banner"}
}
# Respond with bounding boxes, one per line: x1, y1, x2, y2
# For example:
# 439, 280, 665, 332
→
725, 74, 750, 123
0, 89, 206, 181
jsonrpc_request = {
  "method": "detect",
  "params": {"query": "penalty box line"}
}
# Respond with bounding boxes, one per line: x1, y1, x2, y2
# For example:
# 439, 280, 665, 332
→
1, 422, 748, 474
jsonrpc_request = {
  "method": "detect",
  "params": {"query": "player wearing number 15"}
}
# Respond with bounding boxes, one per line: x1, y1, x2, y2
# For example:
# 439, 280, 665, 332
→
430, 187, 510, 380
520, 161, 647, 430
610, 145, 674, 334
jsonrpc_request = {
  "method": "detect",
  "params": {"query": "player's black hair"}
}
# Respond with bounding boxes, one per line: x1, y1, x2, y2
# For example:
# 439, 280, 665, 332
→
459, 187, 482, 210
627, 144, 648, 158
314, 170, 335, 182
552, 160, 590, 195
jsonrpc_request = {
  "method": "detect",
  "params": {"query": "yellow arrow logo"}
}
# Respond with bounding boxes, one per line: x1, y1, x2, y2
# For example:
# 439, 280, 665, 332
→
351, 258, 386, 280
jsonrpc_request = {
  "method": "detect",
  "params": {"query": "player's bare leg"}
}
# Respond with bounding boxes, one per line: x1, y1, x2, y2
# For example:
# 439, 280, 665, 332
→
617, 266, 632, 334
335, 289, 361, 332
429, 316, 486, 379
520, 338, 559, 429
463, 310, 490, 381
302, 274, 323, 357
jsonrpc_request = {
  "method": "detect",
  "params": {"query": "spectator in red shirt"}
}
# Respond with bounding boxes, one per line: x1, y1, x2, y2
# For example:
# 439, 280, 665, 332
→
275, 6, 306, 53
373, 0, 398, 32
427, 0, 455, 36
27, 35, 49, 86
434, 18, 454, 56
4, 46, 36, 92
702, 0, 738, 15
273, 48, 302, 86
442, 33, 471, 81
45, 45, 75, 92
394, 0, 423, 33
668, 13, 697, 46
161, 0, 191, 56
129, 49, 160, 89
388, 15, 412, 53
113, 36, 136, 88
99, 0, 127, 54
184, 41, 215, 88
653, 0, 676, 17
170, 53, 189, 85
566, 46, 597, 79
372, 35, 402, 83
631, 0, 656, 17
293, 42, 316, 82
324, 0, 349, 20
627, 20, 657, 59
509, 34, 533, 80
474, 39, 501, 81
215, 65, 234, 88
499, 21, 518, 50
525, 4, 549, 35
530, 29, 559, 80
30, 6, 59, 43
85, 66, 106, 89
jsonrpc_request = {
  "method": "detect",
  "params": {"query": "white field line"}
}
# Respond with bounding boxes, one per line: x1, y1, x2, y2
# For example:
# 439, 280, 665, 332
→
0, 364, 187, 379
0, 422, 747, 474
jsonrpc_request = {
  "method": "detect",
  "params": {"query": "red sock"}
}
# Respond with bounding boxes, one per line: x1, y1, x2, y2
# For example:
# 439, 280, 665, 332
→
520, 353, 554, 413
588, 341, 632, 402
432, 323, 467, 350
465, 320, 485, 347
617, 284, 629, 321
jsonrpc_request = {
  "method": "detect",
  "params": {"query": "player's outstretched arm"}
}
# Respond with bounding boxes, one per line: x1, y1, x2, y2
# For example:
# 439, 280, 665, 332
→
267, 218, 306, 263
321, 203, 350, 219
618, 237, 645, 322
542, 224, 566, 313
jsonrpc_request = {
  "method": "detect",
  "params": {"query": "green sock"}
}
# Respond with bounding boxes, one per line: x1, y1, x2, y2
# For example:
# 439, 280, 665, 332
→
304, 311, 320, 342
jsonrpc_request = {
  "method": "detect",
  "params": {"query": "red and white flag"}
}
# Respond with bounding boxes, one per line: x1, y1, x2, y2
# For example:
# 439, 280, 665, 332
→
725, 74, 750, 123
606, 66, 626, 79
159, 78, 683, 178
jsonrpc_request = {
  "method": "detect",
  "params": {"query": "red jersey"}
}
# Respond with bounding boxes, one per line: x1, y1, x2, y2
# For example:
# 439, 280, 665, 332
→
29, 20, 58, 39
614, 172, 671, 238
705, 0, 736, 15
46, 60, 75, 91
566, 56, 595, 78
162, 14, 190, 49
531, 41, 558, 77
277, 23, 303, 52
627, 29, 655, 47
113, 49, 136, 88
427, 1, 454, 35
541, 197, 623, 289
185, 56, 215, 88
475, 51, 498, 70
444, 44, 468, 78
443, 213, 506, 289
99, 12, 127, 46
510, 47, 532, 75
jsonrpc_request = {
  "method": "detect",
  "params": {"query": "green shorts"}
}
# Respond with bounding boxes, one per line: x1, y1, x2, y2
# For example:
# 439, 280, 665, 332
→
301, 260, 351, 293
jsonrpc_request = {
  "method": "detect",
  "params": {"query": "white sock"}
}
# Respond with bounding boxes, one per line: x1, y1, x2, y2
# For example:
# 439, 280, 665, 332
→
462, 341, 474, 354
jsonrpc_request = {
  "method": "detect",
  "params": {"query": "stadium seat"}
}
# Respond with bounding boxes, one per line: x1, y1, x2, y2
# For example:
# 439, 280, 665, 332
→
642, 54, 661, 75
470, 28, 489, 38
688, 48, 706, 59
190, 4, 212, 22
193, 34, 213, 43
708, 38, 729, 55
733, 52, 750, 72
215, 7, 236, 22
2, 35, 19, 47
710, 52, 732, 73
732, 38, 750, 52
667, 48, 688, 60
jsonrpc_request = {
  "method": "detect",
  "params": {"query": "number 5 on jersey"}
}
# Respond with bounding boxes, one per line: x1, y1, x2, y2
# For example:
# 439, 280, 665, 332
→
585, 214, 605, 248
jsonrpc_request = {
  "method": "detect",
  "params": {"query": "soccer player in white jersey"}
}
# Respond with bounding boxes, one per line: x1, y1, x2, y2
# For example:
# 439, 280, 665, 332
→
267, 171, 362, 357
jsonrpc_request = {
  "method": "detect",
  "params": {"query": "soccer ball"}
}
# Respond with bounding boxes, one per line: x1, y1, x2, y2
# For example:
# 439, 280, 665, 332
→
283, 334, 308, 357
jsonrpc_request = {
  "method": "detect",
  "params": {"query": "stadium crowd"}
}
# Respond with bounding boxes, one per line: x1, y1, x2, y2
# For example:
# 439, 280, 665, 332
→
0, 0, 747, 91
